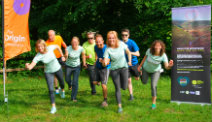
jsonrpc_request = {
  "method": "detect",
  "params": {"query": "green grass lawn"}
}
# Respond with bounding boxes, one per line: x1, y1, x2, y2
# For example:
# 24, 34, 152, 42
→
0, 71, 211, 122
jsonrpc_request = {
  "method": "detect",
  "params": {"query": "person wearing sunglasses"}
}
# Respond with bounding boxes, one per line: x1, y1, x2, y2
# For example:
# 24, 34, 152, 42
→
121, 28, 140, 101
82, 31, 97, 95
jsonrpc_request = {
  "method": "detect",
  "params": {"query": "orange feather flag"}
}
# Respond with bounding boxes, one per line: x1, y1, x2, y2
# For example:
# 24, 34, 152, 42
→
4, 0, 31, 60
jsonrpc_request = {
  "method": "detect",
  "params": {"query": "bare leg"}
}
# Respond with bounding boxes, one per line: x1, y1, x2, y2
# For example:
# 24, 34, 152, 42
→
102, 84, 107, 99
135, 76, 140, 80
128, 78, 133, 95
93, 81, 98, 85
128, 77, 134, 100
54, 76, 58, 89
152, 96, 156, 104
52, 103, 56, 107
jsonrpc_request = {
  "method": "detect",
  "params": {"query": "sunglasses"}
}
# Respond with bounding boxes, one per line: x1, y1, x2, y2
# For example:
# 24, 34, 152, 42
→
122, 34, 128, 37
88, 38, 94, 40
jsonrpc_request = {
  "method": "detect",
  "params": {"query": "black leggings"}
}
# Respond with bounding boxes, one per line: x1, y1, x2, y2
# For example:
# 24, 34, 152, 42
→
110, 68, 128, 104
45, 68, 65, 104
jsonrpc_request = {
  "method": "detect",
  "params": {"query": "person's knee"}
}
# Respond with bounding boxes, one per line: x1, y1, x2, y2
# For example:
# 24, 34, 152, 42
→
115, 87, 121, 92
72, 81, 78, 86
141, 80, 148, 84
49, 90, 54, 94
102, 84, 107, 88
122, 87, 127, 90
65, 77, 69, 82
128, 78, 132, 84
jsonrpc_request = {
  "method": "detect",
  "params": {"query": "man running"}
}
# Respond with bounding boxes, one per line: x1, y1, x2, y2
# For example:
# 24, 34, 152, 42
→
82, 31, 96, 95
93, 34, 110, 107
46, 30, 68, 94
121, 28, 140, 101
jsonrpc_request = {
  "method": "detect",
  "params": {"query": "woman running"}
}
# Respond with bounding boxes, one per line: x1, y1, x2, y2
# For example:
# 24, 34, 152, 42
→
103, 31, 132, 113
25, 39, 66, 114
137, 40, 174, 109
65, 36, 86, 102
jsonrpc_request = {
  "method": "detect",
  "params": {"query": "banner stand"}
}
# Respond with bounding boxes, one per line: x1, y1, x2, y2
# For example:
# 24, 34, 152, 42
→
1, 0, 7, 103
171, 101, 211, 106
171, 5, 211, 104
3, 61, 8, 103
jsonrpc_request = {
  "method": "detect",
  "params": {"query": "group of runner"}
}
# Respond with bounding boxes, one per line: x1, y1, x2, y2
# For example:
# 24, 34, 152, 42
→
25, 29, 174, 114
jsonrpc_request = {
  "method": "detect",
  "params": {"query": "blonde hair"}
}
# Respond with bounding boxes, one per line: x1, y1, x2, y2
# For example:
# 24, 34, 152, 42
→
72, 36, 80, 43
106, 31, 119, 48
35, 39, 48, 53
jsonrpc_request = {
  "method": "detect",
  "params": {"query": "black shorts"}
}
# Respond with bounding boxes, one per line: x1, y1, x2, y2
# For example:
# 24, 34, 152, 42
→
57, 58, 66, 66
128, 64, 140, 78
94, 68, 110, 85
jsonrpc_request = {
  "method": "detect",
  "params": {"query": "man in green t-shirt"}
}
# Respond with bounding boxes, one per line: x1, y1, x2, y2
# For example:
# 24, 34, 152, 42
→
82, 32, 96, 95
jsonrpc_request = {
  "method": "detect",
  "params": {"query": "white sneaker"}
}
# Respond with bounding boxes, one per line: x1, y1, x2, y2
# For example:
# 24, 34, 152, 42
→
55, 89, 59, 94
59, 89, 65, 98
50, 106, 57, 114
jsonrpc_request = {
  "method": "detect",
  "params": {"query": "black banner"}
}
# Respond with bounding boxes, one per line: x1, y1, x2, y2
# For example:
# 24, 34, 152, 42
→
171, 5, 211, 104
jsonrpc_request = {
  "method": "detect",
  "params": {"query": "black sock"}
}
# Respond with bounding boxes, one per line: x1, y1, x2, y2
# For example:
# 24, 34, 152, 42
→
55, 87, 58, 90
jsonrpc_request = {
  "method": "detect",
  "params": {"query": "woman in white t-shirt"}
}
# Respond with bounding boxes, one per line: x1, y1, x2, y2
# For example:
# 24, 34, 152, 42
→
65, 36, 86, 102
138, 40, 174, 110
25, 39, 66, 114
103, 31, 132, 113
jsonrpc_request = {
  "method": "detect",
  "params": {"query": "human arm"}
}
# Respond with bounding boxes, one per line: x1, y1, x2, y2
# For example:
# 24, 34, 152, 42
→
61, 41, 68, 58
164, 60, 174, 70
55, 45, 66, 61
25, 62, 37, 70
125, 48, 132, 66
81, 51, 87, 68
131, 51, 140, 57
137, 55, 147, 73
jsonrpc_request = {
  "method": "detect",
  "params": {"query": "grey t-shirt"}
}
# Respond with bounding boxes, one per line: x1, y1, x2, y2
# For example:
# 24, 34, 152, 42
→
66, 46, 84, 67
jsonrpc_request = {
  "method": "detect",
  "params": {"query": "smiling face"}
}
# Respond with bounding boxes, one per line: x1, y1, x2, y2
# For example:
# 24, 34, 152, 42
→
121, 31, 129, 42
108, 33, 116, 47
95, 36, 104, 48
106, 31, 119, 48
154, 42, 162, 55
36, 43, 45, 53
71, 37, 79, 48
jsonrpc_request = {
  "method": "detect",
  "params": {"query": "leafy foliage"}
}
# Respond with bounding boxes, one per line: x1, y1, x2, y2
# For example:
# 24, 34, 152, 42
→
0, 0, 211, 74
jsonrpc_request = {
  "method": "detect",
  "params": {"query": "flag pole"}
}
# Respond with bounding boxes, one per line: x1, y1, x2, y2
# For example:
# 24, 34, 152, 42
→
2, 0, 7, 103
